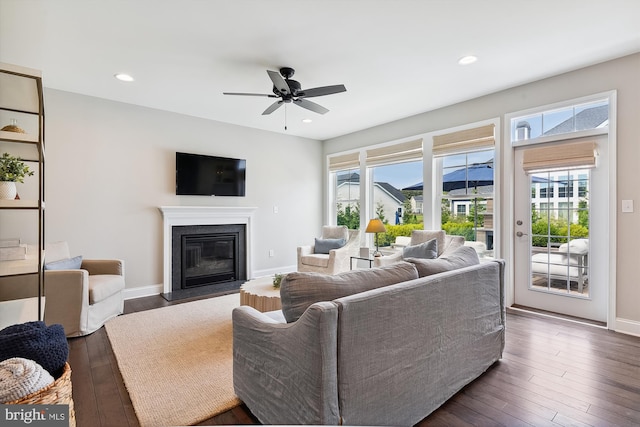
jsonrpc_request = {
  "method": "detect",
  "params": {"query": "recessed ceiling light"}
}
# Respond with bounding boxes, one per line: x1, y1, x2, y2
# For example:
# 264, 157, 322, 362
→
458, 55, 478, 65
302, 118, 313, 123
114, 73, 134, 82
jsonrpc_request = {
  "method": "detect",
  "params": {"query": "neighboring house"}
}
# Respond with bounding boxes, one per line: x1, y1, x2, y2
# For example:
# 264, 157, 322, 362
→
336, 173, 406, 224
410, 195, 423, 214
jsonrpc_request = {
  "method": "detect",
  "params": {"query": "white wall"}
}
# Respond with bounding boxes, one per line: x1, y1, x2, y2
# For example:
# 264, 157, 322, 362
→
43, 89, 323, 291
324, 53, 640, 329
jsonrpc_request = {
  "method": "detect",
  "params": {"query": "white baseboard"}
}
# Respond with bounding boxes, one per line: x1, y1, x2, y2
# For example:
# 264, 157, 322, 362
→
614, 317, 640, 337
252, 265, 296, 279
123, 284, 163, 300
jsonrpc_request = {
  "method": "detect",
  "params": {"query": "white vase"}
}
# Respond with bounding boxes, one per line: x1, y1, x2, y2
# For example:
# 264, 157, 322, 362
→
0, 181, 17, 200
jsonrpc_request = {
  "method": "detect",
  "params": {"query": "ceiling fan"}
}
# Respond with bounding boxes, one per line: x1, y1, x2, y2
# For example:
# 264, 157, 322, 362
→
223, 67, 346, 116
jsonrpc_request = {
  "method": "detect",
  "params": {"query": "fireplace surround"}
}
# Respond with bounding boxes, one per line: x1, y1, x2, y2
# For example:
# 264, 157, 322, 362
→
159, 206, 256, 295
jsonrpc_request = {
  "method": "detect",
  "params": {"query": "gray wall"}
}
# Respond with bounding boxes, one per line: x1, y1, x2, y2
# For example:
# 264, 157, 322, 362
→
324, 53, 640, 329
43, 89, 323, 292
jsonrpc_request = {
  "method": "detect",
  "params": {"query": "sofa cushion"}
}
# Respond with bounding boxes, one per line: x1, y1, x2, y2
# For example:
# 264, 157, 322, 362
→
44, 255, 83, 270
557, 238, 588, 254
406, 245, 479, 277
88, 275, 125, 304
300, 254, 330, 268
402, 238, 437, 260
314, 238, 346, 254
280, 261, 419, 323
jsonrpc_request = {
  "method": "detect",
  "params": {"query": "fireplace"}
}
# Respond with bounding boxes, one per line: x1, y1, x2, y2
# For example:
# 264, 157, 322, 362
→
159, 206, 256, 296
171, 224, 246, 291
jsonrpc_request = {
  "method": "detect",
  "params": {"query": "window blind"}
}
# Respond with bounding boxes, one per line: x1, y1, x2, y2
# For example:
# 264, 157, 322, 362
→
522, 141, 597, 173
328, 152, 360, 171
365, 138, 423, 166
432, 124, 495, 157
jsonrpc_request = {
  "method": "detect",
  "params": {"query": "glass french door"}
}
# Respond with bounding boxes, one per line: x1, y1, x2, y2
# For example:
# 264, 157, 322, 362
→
513, 136, 608, 322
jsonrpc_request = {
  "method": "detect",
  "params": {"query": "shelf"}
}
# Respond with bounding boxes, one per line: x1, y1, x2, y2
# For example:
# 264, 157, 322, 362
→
0, 245, 41, 277
0, 63, 45, 322
0, 200, 40, 209
0, 130, 39, 143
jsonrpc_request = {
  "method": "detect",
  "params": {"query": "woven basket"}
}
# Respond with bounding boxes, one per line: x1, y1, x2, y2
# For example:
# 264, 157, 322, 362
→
6, 362, 76, 427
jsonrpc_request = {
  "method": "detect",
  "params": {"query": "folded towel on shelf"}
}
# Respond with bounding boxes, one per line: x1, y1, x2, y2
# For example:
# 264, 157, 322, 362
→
0, 321, 68, 378
0, 357, 54, 403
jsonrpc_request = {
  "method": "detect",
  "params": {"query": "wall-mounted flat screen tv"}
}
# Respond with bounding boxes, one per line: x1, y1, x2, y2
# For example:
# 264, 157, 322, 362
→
176, 152, 246, 196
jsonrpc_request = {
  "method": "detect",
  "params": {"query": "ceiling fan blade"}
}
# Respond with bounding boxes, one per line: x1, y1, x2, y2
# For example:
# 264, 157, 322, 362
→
298, 84, 346, 98
267, 70, 290, 96
262, 100, 284, 115
223, 92, 278, 98
293, 98, 329, 115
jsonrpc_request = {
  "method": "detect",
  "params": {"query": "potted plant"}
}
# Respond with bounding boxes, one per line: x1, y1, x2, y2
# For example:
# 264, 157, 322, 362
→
0, 152, 34, 200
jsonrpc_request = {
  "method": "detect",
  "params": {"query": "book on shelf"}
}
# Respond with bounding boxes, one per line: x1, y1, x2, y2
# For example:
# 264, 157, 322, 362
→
0, 239, 26, 261
0, 238, 21, 248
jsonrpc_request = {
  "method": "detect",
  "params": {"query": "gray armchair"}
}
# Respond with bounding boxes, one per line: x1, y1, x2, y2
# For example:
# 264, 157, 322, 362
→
43, 241, 125, 337
297, 226, 360, 275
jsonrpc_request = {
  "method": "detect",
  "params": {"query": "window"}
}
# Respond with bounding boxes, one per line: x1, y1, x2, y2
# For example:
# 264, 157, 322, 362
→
328, 139, 423, 244
433, 123, 495, 251
366, 139, 423, 248
540, 183, 554, 199
511, 99, 608, 143
329, 152, 360, 229
440, 150, 494, 244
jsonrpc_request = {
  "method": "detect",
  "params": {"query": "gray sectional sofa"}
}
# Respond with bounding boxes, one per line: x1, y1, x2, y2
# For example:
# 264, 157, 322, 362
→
232, 247, 505, 425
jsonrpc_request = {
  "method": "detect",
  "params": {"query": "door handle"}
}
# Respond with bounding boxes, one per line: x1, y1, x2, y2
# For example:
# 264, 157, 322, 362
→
516, 231, 528, 237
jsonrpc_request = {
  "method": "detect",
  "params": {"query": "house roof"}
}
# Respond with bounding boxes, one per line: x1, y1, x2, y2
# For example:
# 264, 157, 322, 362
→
337, 173, 406, 204
544, 105, 609, 136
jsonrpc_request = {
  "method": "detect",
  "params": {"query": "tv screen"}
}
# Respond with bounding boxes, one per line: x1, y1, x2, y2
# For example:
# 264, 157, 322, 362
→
176, 152, 246, 196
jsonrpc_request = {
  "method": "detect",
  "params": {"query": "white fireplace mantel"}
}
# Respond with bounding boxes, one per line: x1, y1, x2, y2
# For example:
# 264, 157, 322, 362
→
159, 206, 257, 294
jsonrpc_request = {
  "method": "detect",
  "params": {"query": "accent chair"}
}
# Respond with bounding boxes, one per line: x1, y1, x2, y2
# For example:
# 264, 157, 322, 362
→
43, 241, 125, 337
297, 226, 360, 275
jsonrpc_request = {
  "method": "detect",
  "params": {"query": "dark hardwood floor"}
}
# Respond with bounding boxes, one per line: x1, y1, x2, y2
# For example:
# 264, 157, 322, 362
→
68, 293, 640, 426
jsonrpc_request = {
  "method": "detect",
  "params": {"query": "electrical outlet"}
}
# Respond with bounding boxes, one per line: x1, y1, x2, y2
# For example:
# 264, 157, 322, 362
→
269, 249, 275, 257
273, 205, 279, 214
622, 199, 634, 213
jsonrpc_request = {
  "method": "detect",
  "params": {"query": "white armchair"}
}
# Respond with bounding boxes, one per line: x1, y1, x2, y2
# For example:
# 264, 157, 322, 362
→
531, 238, 588, 293
374, 230, 465, 267
43, 241, 125, 337
297, 226, 360, 275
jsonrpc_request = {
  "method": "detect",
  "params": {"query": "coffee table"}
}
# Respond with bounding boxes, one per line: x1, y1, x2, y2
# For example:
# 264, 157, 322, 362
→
239, 276, 282, 312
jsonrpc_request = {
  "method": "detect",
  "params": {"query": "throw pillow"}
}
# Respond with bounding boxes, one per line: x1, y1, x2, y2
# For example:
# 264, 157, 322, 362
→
314, 238, 346, 254
44, 255, 83, 270
410, 230, 446, 256
280, 261, 419, 323
406, 245, 479, 278
402, 238, 438, 259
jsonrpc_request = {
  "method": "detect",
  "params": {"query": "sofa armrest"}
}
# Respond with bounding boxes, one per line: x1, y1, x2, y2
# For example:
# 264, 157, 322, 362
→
297, 245, 314, 257
44, 269, 90, 336
232, 302, 340, 425
81, 259, 124, 276
373, 251, 403, 267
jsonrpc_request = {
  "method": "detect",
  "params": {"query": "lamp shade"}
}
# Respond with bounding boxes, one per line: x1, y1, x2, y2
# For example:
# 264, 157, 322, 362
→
365, 219, 386, 233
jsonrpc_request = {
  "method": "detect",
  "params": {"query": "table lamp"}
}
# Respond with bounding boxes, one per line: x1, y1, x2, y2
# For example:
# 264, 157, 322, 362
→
365, 218, 387, 257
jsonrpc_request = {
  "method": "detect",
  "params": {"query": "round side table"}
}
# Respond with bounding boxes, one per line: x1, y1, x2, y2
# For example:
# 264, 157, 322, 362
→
239, 276, 282, 312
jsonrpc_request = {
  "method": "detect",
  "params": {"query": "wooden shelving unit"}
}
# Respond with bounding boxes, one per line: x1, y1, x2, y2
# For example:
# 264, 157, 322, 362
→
0, 62, 45, 326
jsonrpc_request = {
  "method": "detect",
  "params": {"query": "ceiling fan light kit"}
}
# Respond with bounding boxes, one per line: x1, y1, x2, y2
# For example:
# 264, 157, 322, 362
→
223, 67, 346, 117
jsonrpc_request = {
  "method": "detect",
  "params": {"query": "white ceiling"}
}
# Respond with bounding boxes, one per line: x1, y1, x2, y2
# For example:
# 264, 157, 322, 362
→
1, 0, 639, 141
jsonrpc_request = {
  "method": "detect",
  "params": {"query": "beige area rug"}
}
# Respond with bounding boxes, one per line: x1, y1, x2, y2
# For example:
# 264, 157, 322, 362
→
105, 293, 241, 427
